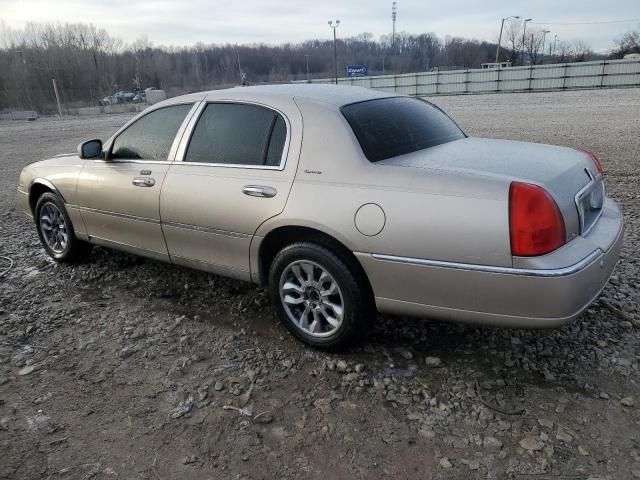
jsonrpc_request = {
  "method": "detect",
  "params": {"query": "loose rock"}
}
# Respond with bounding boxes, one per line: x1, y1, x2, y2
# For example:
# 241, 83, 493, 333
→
424, 356, 442, 368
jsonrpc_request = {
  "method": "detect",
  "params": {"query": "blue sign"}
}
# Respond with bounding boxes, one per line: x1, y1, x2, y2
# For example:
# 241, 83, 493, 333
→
346, 64, 368, 77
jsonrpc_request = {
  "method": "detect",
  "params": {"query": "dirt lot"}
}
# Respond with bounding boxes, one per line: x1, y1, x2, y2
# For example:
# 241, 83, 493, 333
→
1, 88, 639, 480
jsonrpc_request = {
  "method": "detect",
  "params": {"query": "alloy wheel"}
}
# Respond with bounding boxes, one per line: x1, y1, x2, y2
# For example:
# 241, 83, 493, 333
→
279, 260, 345, 338
39, 202, 68, 254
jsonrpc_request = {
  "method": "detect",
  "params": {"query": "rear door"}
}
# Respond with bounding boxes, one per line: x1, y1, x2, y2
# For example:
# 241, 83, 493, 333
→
76, 103, 197, 259
160, 100, 301, 280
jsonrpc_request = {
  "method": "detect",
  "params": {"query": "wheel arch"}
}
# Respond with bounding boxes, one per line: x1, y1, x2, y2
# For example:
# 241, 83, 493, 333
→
256, 225, 374, 302
28, 179, 65, 214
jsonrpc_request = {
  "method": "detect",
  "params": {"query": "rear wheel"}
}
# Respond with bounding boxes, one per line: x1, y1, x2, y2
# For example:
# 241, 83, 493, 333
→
34, 192, 91, 262
268, 242, 370, 349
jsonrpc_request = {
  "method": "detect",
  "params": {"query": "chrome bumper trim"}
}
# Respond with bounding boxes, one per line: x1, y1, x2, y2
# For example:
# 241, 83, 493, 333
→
370, 250, 603, 278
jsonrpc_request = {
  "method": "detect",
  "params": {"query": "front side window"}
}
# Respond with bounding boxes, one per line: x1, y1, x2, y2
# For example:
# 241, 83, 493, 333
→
185, 103, 287, 166
341, 97, 465, 162
110, 104, 193, 160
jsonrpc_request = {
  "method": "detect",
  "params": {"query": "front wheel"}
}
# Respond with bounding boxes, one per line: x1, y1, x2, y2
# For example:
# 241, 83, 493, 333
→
34, 192, 91, 262
268, 242, 370, 349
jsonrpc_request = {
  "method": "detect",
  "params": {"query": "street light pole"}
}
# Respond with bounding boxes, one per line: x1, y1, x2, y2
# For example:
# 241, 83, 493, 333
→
521, 18, 532, 65
495, 15, 520, 64
328, 20, 340, 85
304, 54, 310, 82
553, 34, 558, 61
392, 2, 397, 54
541, 29, 551, 64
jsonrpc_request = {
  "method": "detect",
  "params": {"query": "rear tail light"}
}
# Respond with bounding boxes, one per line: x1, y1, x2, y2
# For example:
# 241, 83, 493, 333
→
576, 148, 604, 176
509, 182, 566, 257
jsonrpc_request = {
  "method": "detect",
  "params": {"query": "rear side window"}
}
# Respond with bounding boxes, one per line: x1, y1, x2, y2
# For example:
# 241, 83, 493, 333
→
341, 97, 465, 162
185, 103, 287, 166
110, 104, 192, 160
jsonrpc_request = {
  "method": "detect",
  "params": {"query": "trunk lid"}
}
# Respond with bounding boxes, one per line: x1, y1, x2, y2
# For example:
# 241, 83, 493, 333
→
377, 137, 604, 238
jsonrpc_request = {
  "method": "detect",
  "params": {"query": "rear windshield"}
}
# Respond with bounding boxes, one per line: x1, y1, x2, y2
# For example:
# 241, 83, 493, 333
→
341, 97, 465, 162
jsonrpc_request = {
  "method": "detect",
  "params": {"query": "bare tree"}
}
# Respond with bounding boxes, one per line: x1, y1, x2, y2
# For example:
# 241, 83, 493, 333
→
611, 28, 640, 58
504, 18, 524, 65
555, 41, 573, 63
571, 40, 593, 62
0, 20, 599, 113
525, 29, 546, 65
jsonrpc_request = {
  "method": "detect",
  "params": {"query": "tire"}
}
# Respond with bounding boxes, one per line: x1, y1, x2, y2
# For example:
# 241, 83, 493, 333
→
34, 192, 91, 262
268, 242, 371, 349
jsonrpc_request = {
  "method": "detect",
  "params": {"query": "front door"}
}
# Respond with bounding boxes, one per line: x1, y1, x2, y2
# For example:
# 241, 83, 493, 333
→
160, 101, 301, 280
76, 103, 196, 260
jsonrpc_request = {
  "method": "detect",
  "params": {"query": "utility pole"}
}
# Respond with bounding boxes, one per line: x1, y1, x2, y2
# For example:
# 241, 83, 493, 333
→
235, 45, 244, 85
531, 33, 535, 64
495, 16, 520, 64
553, 34, 558, 61
541, 30, 550, 64
304, 54, 310, 82
392, 2, 397, 54
16, 50, 33, 110
328, 20, 340, 85
521, 18, 532, 65
52, 78, 63, 117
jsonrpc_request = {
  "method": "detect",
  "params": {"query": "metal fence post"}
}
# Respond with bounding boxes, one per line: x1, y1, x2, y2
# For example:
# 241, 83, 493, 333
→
435, 70, 439, 95
465, 69, 469, 94
562, 63, 568, 90
600, 60, 606, 89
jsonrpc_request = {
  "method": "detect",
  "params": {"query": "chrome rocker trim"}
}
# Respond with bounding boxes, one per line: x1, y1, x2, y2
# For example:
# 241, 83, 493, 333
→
370, 250, 602, 278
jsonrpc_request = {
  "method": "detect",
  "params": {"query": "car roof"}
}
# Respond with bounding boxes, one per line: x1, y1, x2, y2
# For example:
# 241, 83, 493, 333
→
162, 84, 398, 108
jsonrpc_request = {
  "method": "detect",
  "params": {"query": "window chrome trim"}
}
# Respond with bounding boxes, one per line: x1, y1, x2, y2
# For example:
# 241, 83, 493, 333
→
370, 249, 602, 278
169, 102, 205, 161
98, 101, 200, 165
173, 99, 291, 171
91, 159, 177, 166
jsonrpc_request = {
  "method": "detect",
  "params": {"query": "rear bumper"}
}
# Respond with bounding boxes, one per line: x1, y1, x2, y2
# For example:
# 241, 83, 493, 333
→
356, 198, 624, 328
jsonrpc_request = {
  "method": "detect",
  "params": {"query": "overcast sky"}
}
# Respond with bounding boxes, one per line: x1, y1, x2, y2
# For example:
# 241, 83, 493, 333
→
1, 0, 639, 52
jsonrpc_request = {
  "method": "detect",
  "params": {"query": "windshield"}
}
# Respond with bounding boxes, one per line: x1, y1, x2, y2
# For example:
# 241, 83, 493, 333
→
341, 97, 465, 162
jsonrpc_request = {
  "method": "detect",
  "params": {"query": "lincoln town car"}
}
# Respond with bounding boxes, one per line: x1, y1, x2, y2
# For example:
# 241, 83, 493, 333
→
17, 85, 624, 348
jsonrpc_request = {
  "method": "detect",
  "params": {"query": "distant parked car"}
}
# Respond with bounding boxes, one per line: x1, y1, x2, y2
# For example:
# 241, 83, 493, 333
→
115, 91, 135, 102
100, 91, 136, 106
17, 85, 623, 349
99, 95, 117, 106
132, 93, 146, 103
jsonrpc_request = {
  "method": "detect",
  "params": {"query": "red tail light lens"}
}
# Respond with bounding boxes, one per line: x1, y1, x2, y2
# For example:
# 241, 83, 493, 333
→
576, 148, 604, 176
509, 182, 566, 257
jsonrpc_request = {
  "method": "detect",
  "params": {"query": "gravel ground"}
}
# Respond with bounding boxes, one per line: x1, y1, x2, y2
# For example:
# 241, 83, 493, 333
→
1, 88, 639, 480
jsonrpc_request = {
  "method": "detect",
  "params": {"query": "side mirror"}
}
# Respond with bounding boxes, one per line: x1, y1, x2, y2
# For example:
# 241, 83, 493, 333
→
78, 139, 103, 159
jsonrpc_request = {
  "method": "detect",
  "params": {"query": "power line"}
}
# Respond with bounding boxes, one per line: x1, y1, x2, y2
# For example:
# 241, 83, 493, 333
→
531, 18, 640, 26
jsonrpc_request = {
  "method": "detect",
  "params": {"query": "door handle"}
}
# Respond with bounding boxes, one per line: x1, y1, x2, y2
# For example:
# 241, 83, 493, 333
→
242, 185, 277, 198
132, 177, 155, 187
